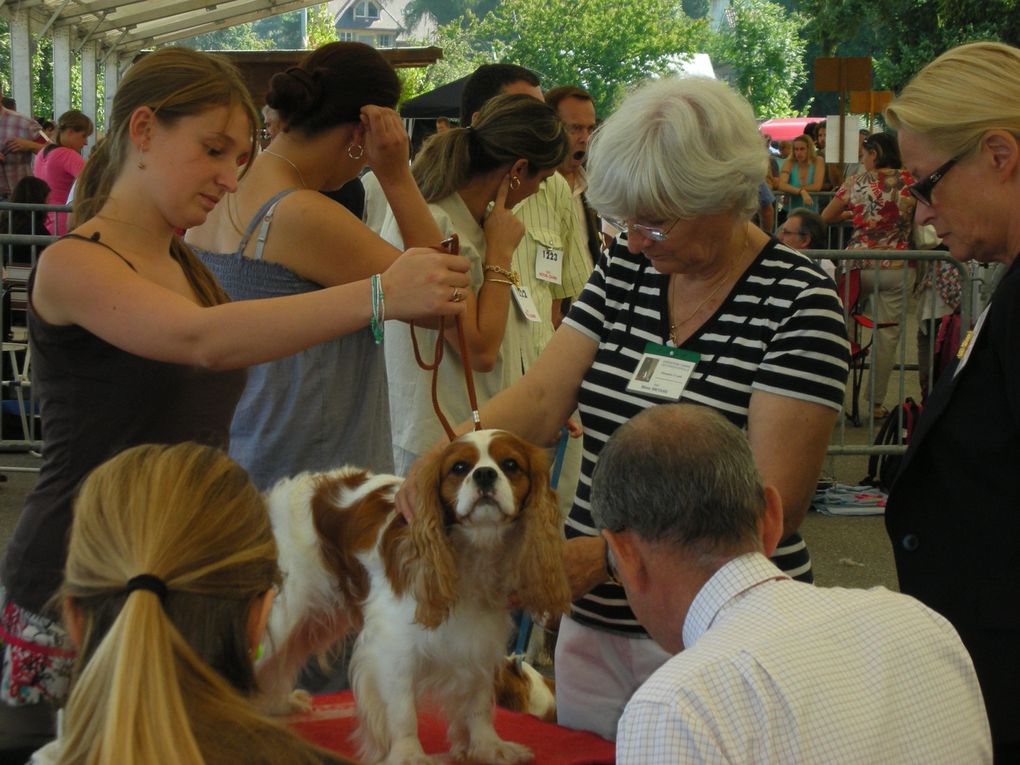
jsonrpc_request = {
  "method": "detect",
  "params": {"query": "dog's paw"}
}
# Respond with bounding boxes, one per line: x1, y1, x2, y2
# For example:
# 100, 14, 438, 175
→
287, 688, 313, 713
451, 738, 532, 765
379, 743, 439, 765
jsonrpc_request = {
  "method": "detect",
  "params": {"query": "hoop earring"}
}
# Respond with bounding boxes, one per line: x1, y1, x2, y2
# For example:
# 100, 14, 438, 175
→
347, 144, 364, 160
509, 175, 521, 191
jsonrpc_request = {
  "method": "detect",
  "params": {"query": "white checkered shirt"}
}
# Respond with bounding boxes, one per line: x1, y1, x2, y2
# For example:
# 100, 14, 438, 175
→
617, 553, 991, 764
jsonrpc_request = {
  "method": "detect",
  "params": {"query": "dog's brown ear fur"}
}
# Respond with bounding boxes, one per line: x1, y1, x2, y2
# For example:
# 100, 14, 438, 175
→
409, 451, 459, 629
509, 442, 572, 621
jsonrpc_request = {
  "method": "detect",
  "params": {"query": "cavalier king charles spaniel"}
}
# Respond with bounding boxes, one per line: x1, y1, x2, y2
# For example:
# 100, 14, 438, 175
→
258, 429, 571, 765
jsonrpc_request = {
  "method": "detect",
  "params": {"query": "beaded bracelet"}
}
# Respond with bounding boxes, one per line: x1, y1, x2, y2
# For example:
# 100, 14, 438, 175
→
483, 264, 520, 287
370, 274, 385, 345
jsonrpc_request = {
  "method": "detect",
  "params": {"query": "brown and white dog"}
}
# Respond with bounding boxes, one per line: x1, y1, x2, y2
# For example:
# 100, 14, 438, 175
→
258, 430, 571, 765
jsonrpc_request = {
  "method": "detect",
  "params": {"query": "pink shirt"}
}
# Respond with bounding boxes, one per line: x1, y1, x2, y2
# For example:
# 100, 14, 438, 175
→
32, 145, 84, 236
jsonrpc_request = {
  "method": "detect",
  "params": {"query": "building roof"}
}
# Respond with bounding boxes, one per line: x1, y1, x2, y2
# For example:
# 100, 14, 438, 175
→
2, 0, 326, 58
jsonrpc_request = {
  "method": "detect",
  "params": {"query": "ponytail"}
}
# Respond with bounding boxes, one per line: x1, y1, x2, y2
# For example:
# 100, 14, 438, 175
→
411, 93, 567, 203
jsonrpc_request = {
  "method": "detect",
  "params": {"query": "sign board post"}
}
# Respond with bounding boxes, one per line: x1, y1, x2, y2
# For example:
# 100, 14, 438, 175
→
814, 57, 872, 166
849, 90, 894, 132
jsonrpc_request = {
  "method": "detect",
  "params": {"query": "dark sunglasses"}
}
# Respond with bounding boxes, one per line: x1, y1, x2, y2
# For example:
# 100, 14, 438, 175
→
907, 155, 959, 207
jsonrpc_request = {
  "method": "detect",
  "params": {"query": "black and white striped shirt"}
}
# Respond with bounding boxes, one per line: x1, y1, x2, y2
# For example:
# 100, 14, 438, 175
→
562, 239, 850, 635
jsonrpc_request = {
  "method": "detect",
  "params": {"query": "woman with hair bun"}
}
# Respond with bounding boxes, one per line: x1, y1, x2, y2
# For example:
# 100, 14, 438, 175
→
30, 442, 350, 765
188, 41, 455, 490
0, 46, 468, 742
382, 92, 568, 472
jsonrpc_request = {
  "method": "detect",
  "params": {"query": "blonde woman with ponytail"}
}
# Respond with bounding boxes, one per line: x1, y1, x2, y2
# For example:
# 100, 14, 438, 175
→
28, 442, 348, 765
381, 92, 568, 473
0, 46, 469, 737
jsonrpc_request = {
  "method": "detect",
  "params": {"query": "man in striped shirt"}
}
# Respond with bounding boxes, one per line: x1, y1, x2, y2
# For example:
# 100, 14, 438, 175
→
596, 404, 991, 763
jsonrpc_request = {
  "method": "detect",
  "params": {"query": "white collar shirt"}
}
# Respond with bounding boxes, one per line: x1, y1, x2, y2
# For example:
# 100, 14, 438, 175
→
617, 552, 991, 764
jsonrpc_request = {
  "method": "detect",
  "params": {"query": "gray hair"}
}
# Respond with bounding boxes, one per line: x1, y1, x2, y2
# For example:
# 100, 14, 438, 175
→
590, 404, 765, 555
585, 77, 767, 223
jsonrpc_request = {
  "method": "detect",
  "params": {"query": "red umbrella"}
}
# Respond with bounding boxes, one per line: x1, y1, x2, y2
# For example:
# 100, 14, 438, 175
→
759, 117, 818, 141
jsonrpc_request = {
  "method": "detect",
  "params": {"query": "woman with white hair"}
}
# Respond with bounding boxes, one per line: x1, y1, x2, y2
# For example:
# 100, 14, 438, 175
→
399, 75, 850, 740
883, 41, 1020, 761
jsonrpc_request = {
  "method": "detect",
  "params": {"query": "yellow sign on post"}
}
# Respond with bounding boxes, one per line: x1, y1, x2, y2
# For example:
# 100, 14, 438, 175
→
849, 90, 894, 115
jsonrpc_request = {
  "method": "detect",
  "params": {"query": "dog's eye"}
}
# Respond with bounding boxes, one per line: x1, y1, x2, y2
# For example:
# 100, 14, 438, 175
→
450, 461, 471, 476
501, 458, 520, 474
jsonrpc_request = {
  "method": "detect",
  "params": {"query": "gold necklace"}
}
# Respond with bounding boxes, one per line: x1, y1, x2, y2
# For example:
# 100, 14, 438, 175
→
262, 149, 308, 189
94, 214, 155, 235
668, 229, 749, 344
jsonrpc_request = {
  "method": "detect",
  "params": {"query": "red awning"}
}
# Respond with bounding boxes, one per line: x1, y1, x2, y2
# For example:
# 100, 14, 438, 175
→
759, 117, 818, 141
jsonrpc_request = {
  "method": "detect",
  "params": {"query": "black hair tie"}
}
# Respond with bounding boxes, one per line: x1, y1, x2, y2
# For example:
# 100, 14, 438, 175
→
125, 574, 168, 602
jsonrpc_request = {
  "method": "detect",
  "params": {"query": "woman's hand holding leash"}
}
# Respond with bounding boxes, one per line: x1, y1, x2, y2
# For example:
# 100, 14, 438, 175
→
382, 247, 470, 321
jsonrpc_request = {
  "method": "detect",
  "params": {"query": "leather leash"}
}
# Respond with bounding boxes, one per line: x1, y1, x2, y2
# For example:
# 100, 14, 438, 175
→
409, 234, 482, 440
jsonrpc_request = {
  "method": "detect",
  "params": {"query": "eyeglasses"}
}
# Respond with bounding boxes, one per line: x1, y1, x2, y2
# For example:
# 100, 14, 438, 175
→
907, 155, 959, 207
602, 215, 680, 243
778, 226, 806, 237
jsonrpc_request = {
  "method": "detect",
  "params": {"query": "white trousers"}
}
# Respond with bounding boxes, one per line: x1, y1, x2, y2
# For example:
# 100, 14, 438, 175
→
553, 616, 670, 741
859, 267, 913, 408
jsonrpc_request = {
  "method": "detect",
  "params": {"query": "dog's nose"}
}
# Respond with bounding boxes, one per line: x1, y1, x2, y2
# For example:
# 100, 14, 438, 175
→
473, 466, 498, 490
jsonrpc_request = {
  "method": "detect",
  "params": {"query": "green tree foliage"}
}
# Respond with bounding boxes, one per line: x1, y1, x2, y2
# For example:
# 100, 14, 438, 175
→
403, 0, 502, 30
183, 11, 304, 50
710, 0, 808, 117
465, 0, 706, 115
798, 0, 1020, 92
398, 18, 488, 103
307, 3, 340, 48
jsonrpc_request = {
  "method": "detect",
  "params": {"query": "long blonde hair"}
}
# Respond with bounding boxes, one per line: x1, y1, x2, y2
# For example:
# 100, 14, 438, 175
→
885, 41, 1020, 158
412, 92, 567, 202
58, 442, 340, 765
73, 47, 259, 307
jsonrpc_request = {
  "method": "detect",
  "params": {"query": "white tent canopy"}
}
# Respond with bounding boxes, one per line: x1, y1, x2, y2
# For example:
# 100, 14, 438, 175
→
1, 0, 325, 122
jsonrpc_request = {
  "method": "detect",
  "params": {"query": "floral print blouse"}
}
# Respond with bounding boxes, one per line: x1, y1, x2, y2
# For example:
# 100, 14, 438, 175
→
835, 168, 917, 268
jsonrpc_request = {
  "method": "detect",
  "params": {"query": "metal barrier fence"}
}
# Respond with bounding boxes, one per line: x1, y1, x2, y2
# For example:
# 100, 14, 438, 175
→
803, 249, 984, 459
0, 202, 66, 460
0, 204, 1000, 467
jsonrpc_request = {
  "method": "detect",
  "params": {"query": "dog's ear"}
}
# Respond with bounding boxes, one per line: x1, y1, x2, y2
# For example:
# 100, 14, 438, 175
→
508, 442, 571, 621
409, 450, 459, 629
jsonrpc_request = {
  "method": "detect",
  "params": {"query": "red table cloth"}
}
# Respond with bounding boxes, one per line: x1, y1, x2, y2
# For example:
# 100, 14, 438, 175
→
290, 691, 615, 764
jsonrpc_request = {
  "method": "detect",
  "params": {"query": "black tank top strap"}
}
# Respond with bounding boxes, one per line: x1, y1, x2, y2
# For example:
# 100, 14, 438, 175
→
59, 232, 138, 272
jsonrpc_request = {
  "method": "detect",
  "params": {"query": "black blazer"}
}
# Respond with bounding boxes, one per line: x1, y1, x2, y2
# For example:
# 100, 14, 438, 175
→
885, 256, 1020, 751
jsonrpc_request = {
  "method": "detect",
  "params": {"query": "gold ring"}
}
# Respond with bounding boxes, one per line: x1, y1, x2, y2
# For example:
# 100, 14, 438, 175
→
451, 288, 464, 303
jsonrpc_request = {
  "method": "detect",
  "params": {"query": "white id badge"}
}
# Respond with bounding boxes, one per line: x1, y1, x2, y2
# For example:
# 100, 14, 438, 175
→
535, 244, 564, 285
626, 343, 700, 401
512, 285, 542, 322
